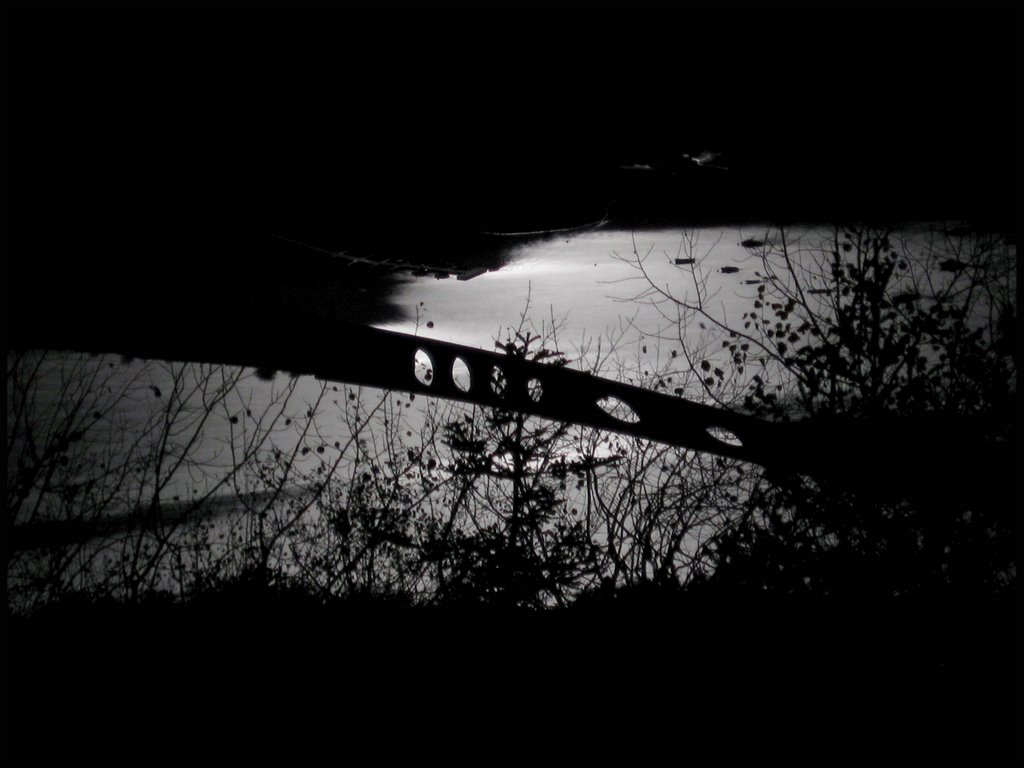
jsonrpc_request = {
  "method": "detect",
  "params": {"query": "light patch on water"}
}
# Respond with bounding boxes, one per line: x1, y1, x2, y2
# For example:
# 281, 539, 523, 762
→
376, 227, 767, 369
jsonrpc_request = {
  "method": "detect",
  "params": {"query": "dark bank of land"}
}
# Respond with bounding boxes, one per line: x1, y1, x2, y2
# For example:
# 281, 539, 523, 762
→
6, 587, 1016, 762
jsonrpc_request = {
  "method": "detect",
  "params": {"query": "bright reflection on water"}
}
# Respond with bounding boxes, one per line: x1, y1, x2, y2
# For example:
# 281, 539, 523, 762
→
379, 227, 765, 362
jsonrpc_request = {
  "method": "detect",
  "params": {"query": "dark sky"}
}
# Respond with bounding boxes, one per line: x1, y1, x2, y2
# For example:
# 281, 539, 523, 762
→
5, 3, 1019, 351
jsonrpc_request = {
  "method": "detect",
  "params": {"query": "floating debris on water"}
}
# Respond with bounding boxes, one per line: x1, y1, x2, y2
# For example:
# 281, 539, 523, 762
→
944, 225, 974, 237
457, 267, 489, 281
892, 292, 921, 305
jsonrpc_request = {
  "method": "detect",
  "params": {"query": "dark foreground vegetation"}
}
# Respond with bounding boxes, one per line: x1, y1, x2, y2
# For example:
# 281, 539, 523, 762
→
8, 586, 1015, 761
6, 223, 1017, 761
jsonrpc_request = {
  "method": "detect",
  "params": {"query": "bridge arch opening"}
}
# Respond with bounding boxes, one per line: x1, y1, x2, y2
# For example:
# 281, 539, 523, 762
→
413, 349, 435, 386
452, 357, 472, 392
596, 396, 640, 424
706, 426, 743, 447
527, 378, 543, 402
490, 366, 508, 398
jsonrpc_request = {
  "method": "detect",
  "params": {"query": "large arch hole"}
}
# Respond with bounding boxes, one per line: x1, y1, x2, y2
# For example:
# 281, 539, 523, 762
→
490, 366, 508, 398
596, 396, 640, 424
451, 357, 472, 393
413, 349, 435, 386
706, 426, 743, 447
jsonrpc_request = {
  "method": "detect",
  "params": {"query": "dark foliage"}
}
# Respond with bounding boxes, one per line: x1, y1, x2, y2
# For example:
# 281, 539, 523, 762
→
677, 225, 1016, 599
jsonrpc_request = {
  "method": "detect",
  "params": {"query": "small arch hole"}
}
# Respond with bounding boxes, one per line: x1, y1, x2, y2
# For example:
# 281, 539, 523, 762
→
490, 366, 508, 397
527, 378, 543, 402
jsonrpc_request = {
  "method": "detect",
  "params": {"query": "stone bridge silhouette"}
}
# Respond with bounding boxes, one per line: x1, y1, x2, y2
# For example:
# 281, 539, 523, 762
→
317, 323, 776, 465
306, 324, 1007, 504
37, 320, 1005, 502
